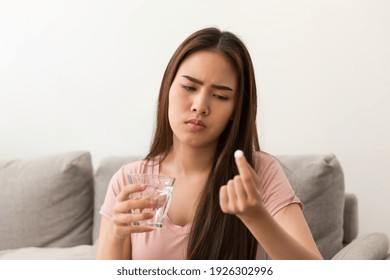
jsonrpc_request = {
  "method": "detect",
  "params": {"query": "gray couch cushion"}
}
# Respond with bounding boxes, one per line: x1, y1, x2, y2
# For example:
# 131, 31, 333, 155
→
93, 155, 141, 243
332, 233, 389, 260
277, 154, 345, 260
0, 151, 93, 250
343, 193, 358, 244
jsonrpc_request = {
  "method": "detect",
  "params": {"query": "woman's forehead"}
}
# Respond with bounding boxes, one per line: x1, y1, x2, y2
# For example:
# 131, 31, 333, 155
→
176, 50, 238, 88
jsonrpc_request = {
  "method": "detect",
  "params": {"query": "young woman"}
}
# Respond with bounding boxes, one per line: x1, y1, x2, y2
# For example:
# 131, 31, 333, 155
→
97, 27, 323, 260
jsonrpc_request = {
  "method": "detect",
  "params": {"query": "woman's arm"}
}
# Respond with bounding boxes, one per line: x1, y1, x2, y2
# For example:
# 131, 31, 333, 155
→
96, 183, 155, 260
96, 216, 131, 260
219, 151, 323, 260
240, 203, 322, 260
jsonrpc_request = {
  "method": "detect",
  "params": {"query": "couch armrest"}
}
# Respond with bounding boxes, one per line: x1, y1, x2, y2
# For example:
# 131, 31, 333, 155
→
343, 193, 358, 244
332, 233, 389, 260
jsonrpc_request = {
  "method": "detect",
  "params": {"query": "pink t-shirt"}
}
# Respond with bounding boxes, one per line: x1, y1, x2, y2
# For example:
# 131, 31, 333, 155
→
99, 151, 302, 260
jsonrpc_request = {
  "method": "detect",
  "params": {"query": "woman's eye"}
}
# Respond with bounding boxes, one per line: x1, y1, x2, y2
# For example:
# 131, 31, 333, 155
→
213, 94, 229, 101
182, 85, 196, 92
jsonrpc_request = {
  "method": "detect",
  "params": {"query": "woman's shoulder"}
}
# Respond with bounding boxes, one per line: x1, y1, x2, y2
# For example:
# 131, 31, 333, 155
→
253, 151, 279, 168
120, 157, 160, 176
253, 151, 302, 215
107, 157, 159, 191
121, 159, 147, 173
253, 150, 274, 160
252, 151, 287, 180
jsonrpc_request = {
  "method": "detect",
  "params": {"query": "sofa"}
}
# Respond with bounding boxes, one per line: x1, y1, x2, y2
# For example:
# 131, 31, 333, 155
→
0, 151, 388, 260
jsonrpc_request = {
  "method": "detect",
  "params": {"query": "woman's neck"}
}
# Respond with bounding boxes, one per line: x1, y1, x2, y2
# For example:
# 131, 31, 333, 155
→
162, 143, 216, 177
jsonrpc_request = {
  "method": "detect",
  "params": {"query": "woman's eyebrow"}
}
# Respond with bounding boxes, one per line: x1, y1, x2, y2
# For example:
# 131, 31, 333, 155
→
181, 75, 234, 92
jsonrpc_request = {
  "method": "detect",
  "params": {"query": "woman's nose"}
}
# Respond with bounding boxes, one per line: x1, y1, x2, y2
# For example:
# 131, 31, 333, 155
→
190, 92, 209, 115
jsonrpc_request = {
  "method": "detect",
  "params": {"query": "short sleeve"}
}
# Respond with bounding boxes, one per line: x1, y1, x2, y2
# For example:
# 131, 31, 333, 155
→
99, 166, 127, 220
99, 160, 147, 220
255, 152, 302, 216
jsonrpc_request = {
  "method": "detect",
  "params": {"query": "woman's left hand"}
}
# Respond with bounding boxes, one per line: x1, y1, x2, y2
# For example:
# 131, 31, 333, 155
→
219, 151, 264, 219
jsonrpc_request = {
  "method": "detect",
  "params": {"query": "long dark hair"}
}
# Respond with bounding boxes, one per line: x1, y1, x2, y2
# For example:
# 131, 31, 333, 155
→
146, 27, 260, 259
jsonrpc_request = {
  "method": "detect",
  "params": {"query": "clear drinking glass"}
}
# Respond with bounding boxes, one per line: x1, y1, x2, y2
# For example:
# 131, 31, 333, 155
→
127, 174, 175, 228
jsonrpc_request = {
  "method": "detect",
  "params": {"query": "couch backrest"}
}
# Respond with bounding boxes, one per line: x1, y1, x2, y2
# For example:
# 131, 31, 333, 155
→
0, 151, 94, 251
93, 155, 141, 243
277, 154, 345, 259
93, 153, 345, 259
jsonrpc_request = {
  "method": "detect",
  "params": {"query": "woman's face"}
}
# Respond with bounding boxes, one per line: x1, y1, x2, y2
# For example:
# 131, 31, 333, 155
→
168, 50, 237, 149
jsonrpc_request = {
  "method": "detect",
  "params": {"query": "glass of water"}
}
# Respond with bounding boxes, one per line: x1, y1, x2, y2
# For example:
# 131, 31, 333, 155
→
127, 174, 175, 228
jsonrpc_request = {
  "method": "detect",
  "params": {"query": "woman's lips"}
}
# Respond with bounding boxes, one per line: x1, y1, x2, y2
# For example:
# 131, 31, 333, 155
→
185, 119, 206, 131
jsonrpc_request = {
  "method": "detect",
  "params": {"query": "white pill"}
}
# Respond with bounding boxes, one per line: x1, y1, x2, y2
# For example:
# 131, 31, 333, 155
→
234, 150, 244, 158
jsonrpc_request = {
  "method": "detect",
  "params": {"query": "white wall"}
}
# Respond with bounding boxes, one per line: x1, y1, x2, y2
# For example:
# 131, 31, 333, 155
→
1, 1, 389, 241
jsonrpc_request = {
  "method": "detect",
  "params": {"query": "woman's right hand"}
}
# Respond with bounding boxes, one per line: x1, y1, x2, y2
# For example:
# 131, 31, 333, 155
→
110, 183, 156, 239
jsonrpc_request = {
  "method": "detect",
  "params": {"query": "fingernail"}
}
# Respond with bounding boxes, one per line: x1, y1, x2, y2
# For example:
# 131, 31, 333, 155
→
234, 150, 244, 158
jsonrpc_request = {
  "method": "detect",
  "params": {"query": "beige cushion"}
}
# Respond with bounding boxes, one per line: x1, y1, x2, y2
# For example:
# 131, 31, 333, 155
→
0, 244, 96, 260
0, 151, 94, 250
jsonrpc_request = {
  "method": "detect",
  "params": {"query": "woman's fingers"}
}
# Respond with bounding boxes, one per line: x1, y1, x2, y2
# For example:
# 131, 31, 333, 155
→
234, 150, 260, 199
128, 226, 155, 234
233, 175, 247, 200
113, 197, 155, 214
110, 183, 159, 237
220, 177, 252, 214
219, 185, 231, 214
233, 175, 250, 212
219, 150, 263, 215
116, 183, 146, 202
110, 210, 155, 238
113, 223, 154, 237
113, 212, 154, 225
226, 179, 238, 206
